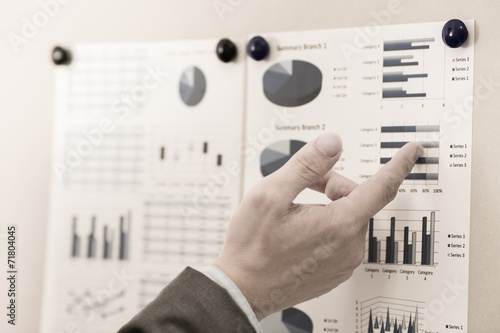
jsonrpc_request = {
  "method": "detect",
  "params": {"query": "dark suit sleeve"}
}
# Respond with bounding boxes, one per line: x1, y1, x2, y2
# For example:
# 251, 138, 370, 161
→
118, 267, 256, 333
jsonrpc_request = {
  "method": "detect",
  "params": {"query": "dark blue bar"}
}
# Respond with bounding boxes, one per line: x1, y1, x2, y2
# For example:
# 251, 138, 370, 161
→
403, 226, 409, 264
383, 59, 419, 67
368, 218, 376, 263
425, 234, 432, 266
421, 217, 427, 265
380, 157, 439, 164
119, 216, 128, 260
405, 173, 439, 180
87, 217, 96, 259
383, 73, 428, 83
382, 90, 427, 98
72, 217, 79, 257
384, 43, 430, 51
386, 236, 392, 264
381, 141, 439, 149
389, 217, 395, 263
381, 125, 440, 133
407, 244, 413, 264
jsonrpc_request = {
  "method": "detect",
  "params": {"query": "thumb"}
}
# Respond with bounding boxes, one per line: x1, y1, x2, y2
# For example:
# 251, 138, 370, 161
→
266, 133, 343, 203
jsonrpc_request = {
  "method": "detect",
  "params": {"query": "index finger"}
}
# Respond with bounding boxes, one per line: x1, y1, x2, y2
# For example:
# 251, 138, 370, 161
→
342, 142, 423, 224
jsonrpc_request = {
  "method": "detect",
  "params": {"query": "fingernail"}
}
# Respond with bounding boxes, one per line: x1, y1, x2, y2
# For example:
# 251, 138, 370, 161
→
315, 133, 342, 157
414, 143, 424, 160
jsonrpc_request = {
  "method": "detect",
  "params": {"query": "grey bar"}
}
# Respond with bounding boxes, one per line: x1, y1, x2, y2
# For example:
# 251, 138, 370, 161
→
381, 125, 440, 133
385, 37, 435, 44
411, 232, 417, 265
414, 306, 419, 333
216, 154, 222, 166
383, 55, 414, 60
203, 142, 208, 154
430, 212, 435, 265
383, 73, 428, 83
160, 146, 165, 160
394, 242, 398, 264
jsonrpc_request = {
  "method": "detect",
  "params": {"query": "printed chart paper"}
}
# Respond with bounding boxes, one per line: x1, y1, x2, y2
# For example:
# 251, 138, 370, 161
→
42, 39, 245, 333
244, 21, 474, 333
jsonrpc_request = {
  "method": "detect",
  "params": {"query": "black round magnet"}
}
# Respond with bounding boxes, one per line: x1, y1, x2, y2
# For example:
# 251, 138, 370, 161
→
247, 36, 269, 61
52, 46, 71, 65
442, 19, 468, 48
216, 38, 237, 63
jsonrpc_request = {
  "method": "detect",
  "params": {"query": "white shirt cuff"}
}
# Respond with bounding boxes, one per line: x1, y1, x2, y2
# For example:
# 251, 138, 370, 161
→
202, 265, 263, 333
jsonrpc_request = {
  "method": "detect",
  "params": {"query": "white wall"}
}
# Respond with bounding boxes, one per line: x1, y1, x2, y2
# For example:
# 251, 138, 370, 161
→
0, 0, 498, 331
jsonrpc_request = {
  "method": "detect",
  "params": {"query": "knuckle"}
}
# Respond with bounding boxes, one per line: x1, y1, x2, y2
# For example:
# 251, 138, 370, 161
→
326, 182, 351, 200
383, 171, 400, 203
290, 151, 323, 182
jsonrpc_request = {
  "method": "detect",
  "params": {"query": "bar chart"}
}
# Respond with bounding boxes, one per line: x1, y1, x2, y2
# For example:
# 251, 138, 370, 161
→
382, 37, 444, 100
380, 124, 440, 184
70, 212, 131, 261
361, 296, 424, 333
366, 210, 438, 266
148, 126, 229, 184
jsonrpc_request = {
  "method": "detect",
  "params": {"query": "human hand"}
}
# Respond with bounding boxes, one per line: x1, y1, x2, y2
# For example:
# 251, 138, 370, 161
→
214, 133, 423, 321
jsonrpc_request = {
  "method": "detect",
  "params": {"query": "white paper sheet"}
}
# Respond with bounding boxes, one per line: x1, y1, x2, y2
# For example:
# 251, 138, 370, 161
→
245, 21, 474, 333
42, 39, 246, 333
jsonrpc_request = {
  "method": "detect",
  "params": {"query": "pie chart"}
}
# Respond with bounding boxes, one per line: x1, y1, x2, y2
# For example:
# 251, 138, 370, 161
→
263, 60, 322, 107
179, 66, 206, 106
260, 140, 306, 177
261, 307, 313, 333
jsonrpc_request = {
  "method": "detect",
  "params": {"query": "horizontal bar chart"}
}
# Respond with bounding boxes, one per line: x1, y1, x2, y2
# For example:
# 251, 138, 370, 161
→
383, 55, 418, 67
380, 157, 439, 164
380, 124, 440, 183
382, 88, 426, 99
382, 37, 435, 99
381, 141, 439, 149
381, 125, 440, 133
383, 72, 428, 83
383, 37, 434, 51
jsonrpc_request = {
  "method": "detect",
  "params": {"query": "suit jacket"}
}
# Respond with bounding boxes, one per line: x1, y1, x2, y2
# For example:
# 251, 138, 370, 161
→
118, 267, 256, 333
